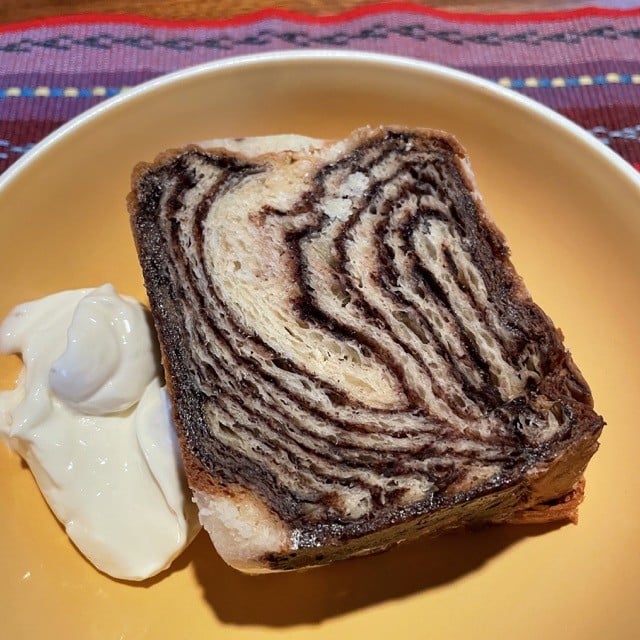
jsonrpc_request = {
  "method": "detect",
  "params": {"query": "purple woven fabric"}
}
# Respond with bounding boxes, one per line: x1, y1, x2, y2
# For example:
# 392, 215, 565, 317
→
1, 4, 639, 174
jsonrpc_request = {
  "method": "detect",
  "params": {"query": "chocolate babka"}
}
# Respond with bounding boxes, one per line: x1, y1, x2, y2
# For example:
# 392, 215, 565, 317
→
129, 126, 603, 573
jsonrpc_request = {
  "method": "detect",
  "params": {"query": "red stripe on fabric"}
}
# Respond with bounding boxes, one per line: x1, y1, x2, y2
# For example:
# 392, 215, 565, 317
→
633, 162, 640, 171
1, 3, 640, 33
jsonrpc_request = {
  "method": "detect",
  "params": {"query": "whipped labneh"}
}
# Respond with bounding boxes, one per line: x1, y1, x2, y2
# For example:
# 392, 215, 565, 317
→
0, 285, 200, 581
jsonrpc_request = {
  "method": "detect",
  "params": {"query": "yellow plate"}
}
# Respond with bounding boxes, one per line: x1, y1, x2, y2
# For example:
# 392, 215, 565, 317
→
1, 52, 639, 639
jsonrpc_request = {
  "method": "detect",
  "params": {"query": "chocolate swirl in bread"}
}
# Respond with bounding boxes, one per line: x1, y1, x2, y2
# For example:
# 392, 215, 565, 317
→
129, 127, 603, 572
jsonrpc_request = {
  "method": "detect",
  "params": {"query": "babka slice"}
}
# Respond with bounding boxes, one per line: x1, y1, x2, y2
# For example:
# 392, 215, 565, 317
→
128, 126, 603, 573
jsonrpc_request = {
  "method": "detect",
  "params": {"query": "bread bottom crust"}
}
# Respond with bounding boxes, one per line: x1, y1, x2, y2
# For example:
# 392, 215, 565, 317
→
503, 477, 585, 525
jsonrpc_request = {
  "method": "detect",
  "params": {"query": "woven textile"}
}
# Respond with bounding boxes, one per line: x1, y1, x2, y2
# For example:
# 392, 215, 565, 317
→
0, 3, 639, 174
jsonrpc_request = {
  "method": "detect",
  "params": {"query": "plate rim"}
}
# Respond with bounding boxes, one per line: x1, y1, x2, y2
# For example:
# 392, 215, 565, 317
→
0, 49, 638, 194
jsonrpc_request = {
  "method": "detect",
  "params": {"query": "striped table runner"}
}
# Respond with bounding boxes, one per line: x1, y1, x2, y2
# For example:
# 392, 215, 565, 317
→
1, 3, 639, 173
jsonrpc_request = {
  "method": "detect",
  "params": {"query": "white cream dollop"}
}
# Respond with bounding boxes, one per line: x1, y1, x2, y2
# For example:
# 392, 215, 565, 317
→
48, 288, 158, 415
0, 285, 200, 581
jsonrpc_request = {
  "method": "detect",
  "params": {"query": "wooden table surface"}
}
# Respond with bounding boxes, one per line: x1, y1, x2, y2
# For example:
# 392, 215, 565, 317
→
1, 0, 639, 24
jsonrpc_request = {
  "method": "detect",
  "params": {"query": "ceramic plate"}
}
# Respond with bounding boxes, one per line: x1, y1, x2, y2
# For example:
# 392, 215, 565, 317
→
1, 51, 639, 639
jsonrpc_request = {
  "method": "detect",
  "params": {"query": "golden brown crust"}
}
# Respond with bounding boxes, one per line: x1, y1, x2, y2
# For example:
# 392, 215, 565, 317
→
505, 478, 586, 525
